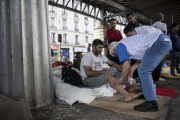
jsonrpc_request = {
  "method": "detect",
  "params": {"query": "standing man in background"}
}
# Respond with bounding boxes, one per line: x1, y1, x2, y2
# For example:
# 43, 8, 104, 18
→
168, 23, 180, 76
126, 13, 140, 80
152, 12, 167, 81
126, 13, 140, 28
152, 12, 167, 34
87, 44, 91, 52
106, 18, 123, 64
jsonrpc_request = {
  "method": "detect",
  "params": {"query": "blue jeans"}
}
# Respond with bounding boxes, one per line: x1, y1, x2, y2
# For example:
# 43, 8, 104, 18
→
138, 34, 172, 101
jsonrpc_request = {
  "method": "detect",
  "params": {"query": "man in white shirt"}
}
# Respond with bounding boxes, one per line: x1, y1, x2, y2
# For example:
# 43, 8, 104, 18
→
151, 12, 167, 34
123, 25, 164, 86
80, 39, 142, 102
109, 33, 172, 112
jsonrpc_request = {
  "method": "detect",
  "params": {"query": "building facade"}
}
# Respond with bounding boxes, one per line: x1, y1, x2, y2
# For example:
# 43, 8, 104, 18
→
49, 3, 126, 62
49, 5, 95, 62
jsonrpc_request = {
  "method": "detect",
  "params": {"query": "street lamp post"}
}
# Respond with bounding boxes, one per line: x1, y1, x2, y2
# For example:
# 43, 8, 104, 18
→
58, 34, 62, 61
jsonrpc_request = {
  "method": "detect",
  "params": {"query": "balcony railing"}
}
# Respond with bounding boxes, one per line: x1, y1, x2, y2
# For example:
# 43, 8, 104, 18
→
52, 40, 56, 43
51, 25, 55, 28
50, 10, 55, 12
74, 28, 79, 32
75, 42, 80, 45
62, 11, 68, 19
63, 41, 68, 44
62, 11, 67, 15
85, 30, 89, 33
63, 26, 68, 30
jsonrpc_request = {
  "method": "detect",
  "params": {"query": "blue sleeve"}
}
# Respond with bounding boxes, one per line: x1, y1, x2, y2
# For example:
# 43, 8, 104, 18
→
116, 43, 129, 63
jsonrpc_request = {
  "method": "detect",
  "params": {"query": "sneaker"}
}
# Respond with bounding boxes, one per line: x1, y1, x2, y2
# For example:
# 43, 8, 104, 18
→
134, 100, 158, 112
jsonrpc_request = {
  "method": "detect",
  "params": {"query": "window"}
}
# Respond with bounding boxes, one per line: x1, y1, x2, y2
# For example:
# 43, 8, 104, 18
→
49, 5, 54, 12
74, 21, 78, 31
62, 9, 67, 15
63, 19, 67, 29
51, 33, 56, 43
85, 24, 87, 30
74, 13, 78, 17
63, 34, 67, 44
75, 35, 78, 44
51, 17, 55, 27
93, 20, 97, 27
75, 21, 78, 28
84, 16, 88, 20
85, 24, 88, 33
86, 36, 88, 43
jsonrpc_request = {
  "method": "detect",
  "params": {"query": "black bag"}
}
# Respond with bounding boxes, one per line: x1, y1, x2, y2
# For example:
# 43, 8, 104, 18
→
62, 66, 83, 86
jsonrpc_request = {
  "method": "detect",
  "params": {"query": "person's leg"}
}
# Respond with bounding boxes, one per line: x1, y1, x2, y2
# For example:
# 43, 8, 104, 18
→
83, 69, 141, 102
170, 52, 176, 75
134, 35, 172, 112
107, 74, 142, 102
131, 59, 139, 79
82, 73, 109, 87
152, 59, 164, 84
83, 67, 122, 87
175, 52, 180, 72
107, 67, 121, 78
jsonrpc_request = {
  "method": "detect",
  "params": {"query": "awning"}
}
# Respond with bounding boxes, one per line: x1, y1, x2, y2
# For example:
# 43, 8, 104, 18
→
51, 45, 59, 50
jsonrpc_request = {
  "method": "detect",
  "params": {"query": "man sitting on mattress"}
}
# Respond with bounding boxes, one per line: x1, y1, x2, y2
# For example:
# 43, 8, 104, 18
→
80, 39, 142, 102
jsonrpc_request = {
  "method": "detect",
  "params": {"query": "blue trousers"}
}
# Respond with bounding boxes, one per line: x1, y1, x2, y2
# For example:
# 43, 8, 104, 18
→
138, 34, 172, 101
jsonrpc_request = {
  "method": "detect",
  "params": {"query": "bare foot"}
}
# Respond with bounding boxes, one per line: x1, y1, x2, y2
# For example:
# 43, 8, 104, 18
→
124, 92, 142, 102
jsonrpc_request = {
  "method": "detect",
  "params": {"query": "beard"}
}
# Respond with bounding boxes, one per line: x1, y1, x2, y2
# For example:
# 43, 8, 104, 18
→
94, 49, 101, 55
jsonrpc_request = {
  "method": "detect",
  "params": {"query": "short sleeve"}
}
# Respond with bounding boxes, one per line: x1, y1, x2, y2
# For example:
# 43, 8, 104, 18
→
161, 23, 167, 33
81, 53, 92, 67
102, 55, 108, 63
116, 43, 129, 63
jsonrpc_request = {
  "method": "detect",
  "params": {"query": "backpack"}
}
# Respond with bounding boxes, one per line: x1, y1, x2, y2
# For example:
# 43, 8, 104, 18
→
62, 66, 83, 86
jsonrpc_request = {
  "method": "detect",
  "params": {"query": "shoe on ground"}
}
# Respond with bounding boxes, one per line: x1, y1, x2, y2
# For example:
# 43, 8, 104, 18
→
134, 100, 158, 112
138, 94, 145, 99
171, 74, 177, 76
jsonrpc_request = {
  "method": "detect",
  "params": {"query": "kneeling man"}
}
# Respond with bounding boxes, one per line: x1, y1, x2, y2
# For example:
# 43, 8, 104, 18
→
80, 39, 142, 102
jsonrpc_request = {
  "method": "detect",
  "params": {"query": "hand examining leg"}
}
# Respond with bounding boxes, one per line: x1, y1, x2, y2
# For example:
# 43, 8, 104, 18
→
107, 74, 142, 102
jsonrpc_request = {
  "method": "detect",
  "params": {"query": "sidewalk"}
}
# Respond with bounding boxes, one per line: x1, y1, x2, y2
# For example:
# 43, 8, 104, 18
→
31, 77, 180, 120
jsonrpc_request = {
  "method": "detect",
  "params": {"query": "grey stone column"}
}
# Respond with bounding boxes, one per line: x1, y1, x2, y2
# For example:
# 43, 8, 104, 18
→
94, 21, 109, 56
0, 0, 53, 108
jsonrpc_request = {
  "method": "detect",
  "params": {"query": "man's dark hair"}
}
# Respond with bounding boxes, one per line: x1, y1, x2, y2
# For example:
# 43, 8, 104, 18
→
171, 23, 179, 28
109, 18, 117, 23
92, 39, 103, 46
126, 13, 134, 18
123, 25, 135, 34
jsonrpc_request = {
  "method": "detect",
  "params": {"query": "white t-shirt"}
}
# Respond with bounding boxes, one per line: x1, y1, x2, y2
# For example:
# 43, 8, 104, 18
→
135, 26, 162, 34
80, 51, 108, 80
118, 33, 161, 60
151, 21, 167, 34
